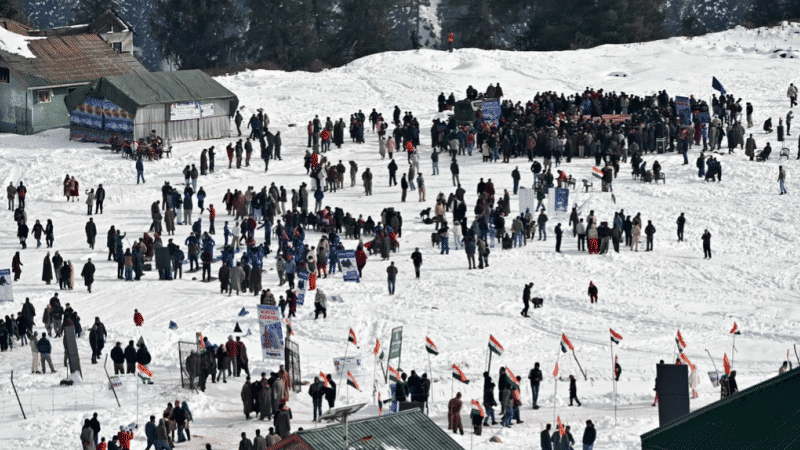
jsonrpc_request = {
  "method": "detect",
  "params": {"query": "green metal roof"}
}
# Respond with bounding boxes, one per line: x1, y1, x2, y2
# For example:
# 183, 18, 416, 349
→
295, 410, 464, 450
64, 70, 238, 116
641, 367, 800, 450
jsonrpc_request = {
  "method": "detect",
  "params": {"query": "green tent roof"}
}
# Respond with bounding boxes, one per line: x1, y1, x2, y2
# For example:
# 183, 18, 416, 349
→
285, 410, 464, 450
641, 367, 800, 450
64, 69, 238, 116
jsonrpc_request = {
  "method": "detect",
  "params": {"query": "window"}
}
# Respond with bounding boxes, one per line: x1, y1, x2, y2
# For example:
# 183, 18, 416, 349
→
112, 42, 122, 53
0, 67, 9, 83
37, 90, 51, 103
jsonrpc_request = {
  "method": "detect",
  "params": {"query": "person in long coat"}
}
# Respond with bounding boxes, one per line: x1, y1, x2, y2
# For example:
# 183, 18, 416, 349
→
81, 259, 95, 293
259, 378, 273, 420
272, 376, 287, 413
200, 150, 208, 176
274, 403, 292, 439
241, 377, 254, 419
165, 208, 176, 235
448, 392, 464, 435
42, 253, 53, 284
12, 251, 22, 281
249, 266, 262, 296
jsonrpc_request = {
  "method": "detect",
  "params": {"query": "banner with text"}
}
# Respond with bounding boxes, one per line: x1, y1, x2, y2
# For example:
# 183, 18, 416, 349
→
0, 269, 13, 302
333, 356, 362, 376
482, 99, 501, 127
338, 250, 359, 282
258, 305, 285, 360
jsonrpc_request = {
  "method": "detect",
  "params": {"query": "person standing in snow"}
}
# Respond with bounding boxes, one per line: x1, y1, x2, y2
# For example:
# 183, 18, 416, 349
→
521, 282, 533, 317
136, 156, 145, 184
568, 374, 581, 406
587, 282, 598, 304
702, 229, 712, 259
644, 220, 656, 251
779, 166, 787, 195
386, 262, 398, 295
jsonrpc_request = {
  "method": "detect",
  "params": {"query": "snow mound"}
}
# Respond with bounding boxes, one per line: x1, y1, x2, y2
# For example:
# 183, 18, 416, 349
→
0, 26, 42, 58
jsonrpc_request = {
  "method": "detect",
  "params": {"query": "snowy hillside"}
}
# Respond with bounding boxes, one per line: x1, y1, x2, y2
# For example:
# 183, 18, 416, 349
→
2, 24, 800, 450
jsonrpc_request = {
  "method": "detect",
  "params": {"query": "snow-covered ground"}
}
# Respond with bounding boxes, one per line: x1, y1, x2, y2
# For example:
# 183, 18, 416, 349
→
2, 24, 800, 450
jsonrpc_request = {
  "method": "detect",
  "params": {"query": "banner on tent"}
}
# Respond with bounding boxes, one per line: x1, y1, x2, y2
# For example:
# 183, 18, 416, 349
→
482, 99, 501, 127
170, 102, 201, 121
258, 305, 284, 360
337, 250, 359, 282
333, 356, 362, 376
0, 269, 13, 302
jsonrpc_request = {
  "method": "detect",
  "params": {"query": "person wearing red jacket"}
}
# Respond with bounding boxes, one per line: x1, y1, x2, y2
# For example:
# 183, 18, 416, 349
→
133, 309, 143, 326
226, 144, 234, 169
307, 121, 314, 148
208, 204, 216, 235
117, 427, 133, 450
355, 245, 367, 277
226, 336, 239, 377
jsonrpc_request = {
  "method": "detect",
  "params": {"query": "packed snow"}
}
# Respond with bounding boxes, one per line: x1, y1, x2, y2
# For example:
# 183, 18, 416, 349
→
2, 24, 800, 450
0, 25, 42, 58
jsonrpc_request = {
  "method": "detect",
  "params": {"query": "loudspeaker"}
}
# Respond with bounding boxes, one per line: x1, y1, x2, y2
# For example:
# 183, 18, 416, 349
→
656, 364, 690, 426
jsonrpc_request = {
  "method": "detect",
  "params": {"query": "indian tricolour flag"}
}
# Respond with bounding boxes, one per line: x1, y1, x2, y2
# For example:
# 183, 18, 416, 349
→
425, 337, 439, 356
488, 335, 504, 356
730, 322, 741, 335
137, 363, 152, 378
561, 333, 574, 353
452, 363, 469, 384
610, 328, 623, 345
592, 166, 603, 179
676, 330, 687, 353
347, 371, 360, 391
388, 366, 401, 383
348, 328, 358, 347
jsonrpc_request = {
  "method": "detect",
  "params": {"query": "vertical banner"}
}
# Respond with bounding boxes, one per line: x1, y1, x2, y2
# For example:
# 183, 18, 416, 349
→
518, 187, 536, 216
549, 187, 570, 220
63, 324, 82, 378
258, 305, 285, 360
388, 327, 403, 370
0, 269, 13, 302
338, 249, 359, 282
296, 271, 309, 306
675, 96, 692, 125
481, 99, 501, 127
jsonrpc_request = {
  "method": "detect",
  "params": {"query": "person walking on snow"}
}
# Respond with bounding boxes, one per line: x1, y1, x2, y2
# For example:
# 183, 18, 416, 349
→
779, 166, 788, 195
521, 282, 533, 317
587, 281, 598, 304
136, 157, 145, 184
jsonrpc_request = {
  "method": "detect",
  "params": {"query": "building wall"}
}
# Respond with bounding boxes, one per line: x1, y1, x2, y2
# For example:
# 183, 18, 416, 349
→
99, 31, 134, 53
0, 62, 30, 134
29, 86, 73, 134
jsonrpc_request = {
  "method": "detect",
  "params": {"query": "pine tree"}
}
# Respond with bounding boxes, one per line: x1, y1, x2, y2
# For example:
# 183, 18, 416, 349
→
334, 0, 392, 62
150, 0, 243, 69
72, 0, 120, 24
0, 0, 31, 25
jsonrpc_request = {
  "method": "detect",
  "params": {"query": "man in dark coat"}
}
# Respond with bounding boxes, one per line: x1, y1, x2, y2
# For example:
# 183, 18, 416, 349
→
110, 342, 125, 374
274, 403, 292, 439
81, 258, 95, 293
95, 184, 105, 214
521, 282, 533, 317
582, 420, 596, 449
124, 340, 136, 373
410, 247, 422, 278
541, 424, 552, 450
568, 374, 581, 406
644, 220, 656, 251
324, 374, 337, 409
676, 212, 686, 242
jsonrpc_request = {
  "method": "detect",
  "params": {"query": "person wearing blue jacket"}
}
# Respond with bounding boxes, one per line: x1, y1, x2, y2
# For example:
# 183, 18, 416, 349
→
136, 157, 145, 184
37, 332, 56, 373
172, 246, 185, 279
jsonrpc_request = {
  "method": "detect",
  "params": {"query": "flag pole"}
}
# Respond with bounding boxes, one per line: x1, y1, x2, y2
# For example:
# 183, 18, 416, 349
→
373, 354, 377, 404
553, 349, 560, 426
572, 349, 587, 381
610, 341, 616, 426
337, 342, 349, 403
451, 372, 454, 399
136, 366, 140, 426
731, 334, 736, 368
704, 349, 719, 380
487, 349, 493, 375
427, 352, 433, 405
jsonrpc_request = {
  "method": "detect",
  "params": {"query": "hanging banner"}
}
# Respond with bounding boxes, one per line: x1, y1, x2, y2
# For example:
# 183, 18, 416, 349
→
170, 102, 201, 121
0, 269, 13, 302
296, 271, 309, 306
481, 99, 501, 127
388, 327, 403, 362
338, 250, 359, 282
200, 103, 216, 118
675, 96, 692, 125
258, 305, 285, 360
333, 356, 362, 376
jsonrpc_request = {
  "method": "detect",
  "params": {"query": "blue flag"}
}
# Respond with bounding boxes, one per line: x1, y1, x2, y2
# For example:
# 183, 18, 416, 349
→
238, 307, 249, 317
712, 77, 726, 96
169, 321, 178, 330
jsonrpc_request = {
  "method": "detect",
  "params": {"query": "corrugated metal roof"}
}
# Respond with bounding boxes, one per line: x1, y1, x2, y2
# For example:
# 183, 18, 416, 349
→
0, 33, 146, 88
293, 410, 464, 450
64, 70, 239, 116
